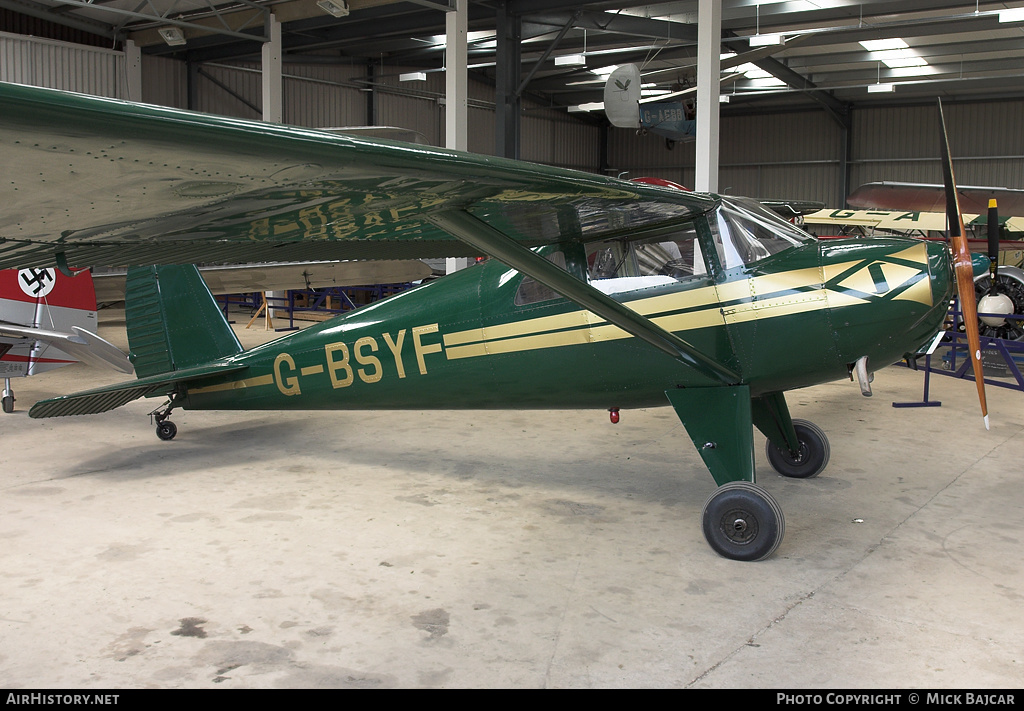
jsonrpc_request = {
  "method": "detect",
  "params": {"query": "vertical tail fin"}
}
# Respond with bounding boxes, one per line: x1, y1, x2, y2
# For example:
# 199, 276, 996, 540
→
126, 265, 243, 378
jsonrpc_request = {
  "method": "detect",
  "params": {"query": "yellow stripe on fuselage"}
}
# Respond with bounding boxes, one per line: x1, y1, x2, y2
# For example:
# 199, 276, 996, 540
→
189, 374, 274, 394
444, 247, 930, 360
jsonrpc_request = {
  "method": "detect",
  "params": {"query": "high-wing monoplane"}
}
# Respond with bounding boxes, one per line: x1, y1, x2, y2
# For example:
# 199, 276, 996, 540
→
0, 82, 988, 561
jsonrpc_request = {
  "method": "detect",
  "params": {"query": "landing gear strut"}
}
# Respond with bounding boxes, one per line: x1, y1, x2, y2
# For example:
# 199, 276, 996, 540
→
149, 398, 179, 441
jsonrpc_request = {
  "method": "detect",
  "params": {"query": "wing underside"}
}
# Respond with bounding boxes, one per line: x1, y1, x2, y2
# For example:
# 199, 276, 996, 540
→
0, 82, 715, 271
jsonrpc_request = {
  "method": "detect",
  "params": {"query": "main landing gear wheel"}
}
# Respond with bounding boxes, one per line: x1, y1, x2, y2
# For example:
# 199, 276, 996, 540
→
765, 419, 830, 479
156, 420, 177, 441
2, 394, 14, 414
702, 482, 785, 562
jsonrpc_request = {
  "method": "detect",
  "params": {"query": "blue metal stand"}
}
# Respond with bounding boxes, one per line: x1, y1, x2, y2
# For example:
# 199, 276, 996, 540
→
895, 297, 1024, 407
893, 353, 942, 408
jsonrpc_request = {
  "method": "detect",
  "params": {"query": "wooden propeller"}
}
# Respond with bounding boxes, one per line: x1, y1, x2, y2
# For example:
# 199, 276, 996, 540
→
938, 99, 989, 429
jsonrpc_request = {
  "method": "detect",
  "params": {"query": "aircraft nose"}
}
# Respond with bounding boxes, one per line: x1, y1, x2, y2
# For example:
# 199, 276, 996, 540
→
926, 238, 955, 308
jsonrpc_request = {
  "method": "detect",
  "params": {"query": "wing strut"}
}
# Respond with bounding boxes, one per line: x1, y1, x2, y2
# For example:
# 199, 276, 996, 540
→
425, 209, 740, 386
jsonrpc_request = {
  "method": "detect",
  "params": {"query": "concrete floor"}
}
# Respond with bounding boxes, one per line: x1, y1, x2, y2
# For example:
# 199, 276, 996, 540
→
1, 308, 1022, 689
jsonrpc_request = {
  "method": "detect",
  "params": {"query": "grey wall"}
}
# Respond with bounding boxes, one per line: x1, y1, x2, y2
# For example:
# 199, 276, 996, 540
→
609, 100, 1024, 206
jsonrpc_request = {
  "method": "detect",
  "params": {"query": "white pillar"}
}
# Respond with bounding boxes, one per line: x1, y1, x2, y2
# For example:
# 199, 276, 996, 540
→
445, 0, 468, 152
262, 15, 283, 123
124, 39, 142, 102
695, 0, 722, 194
445, 1, 469, 274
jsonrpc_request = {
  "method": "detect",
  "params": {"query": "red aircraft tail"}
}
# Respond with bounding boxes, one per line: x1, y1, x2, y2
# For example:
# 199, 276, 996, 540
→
0, 268, 99, 377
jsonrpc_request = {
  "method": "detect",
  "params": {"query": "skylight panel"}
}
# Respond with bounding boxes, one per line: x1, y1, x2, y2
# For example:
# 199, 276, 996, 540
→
860, 38, 908, 52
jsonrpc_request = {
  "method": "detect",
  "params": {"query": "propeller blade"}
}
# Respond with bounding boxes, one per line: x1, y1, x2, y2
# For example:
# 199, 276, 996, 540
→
938, 99, 989, 429
988, 198, 1000, 292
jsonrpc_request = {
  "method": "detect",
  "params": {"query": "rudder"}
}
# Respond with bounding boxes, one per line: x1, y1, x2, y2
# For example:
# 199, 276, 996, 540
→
126, 265, 243, 377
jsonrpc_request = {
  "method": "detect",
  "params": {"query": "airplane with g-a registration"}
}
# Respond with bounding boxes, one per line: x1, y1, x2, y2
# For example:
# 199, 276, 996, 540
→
0, 81, 990, 561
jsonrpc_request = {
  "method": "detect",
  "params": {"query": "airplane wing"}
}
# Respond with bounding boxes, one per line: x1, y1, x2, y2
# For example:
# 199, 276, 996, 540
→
848, 181, 1024, 216
0, 81, 737, 385
0, 81, 716, 271
0, 322, 133, 373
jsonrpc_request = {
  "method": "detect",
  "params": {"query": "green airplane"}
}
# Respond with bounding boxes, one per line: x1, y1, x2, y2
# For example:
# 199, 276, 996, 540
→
0, 82, 987, 561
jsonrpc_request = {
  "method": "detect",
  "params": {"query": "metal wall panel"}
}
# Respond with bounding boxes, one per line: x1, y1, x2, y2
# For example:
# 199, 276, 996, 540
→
141, 55, 187, 109
608, 109, 842, 201
283, 64, 366, 129
194, 63, 263, 119
375, 71, 444, 147
0, 31, 122, 97
850, 101, 1024, 195
521, 105, 601, 171
720, 111, 841, 165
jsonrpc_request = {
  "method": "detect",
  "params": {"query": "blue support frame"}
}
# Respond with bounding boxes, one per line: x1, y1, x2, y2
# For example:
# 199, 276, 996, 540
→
895, 297, 1024, 407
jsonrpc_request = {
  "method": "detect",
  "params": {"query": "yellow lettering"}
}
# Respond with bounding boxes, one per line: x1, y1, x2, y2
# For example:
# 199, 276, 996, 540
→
325, 342, 354, 388
412, 324, 443, 375
273, 353, 301, 396
355, 336, 383, 384
382, 330, 407, 378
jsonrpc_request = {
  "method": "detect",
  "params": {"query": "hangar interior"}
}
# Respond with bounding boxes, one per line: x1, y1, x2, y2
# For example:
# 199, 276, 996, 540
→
1, 0, 1024, 689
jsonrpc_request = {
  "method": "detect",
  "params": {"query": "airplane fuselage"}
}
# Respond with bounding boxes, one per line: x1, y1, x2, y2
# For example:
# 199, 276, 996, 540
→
180, 234, 952, 413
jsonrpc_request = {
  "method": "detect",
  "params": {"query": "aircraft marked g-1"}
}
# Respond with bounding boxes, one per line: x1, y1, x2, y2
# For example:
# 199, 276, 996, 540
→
0, 82, 988, 561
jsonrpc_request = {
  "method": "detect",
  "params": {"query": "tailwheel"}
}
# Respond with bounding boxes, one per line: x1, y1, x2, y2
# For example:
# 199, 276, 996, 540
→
150, 397, 179, 441
701, 482, 785, 561
156, 420, 177, 441
765, 419, 830, 479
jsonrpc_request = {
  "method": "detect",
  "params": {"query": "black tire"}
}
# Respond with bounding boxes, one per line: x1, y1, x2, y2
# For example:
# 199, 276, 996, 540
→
156, 421, 177, 441
701, 482, 785, 562
765, 419, 830, 479
1, 394, 13, 414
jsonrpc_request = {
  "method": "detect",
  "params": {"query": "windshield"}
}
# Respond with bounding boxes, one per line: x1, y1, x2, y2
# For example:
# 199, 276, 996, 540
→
711, 197, 814, 270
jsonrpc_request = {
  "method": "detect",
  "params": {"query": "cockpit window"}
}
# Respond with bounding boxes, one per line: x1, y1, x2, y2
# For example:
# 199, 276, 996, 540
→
587, 224, 709, 295
711, 197, 813, 269
514, 251, 567, 306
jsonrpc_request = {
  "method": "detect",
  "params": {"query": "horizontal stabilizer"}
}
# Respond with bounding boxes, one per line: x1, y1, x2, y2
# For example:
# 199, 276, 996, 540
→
0, 322, 132, 373
29, 362, 248, 419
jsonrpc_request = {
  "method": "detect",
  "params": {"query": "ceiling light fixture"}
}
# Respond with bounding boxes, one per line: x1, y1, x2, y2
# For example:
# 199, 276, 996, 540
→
998, 8, 1024, 22
555, 54, 587, 66
868, 60, 894, 93
316, 0, 349, 18
556, 29, 589, 67
158, 28, 186, 46
749, 33, 783, 47
399, 72, 427, 82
